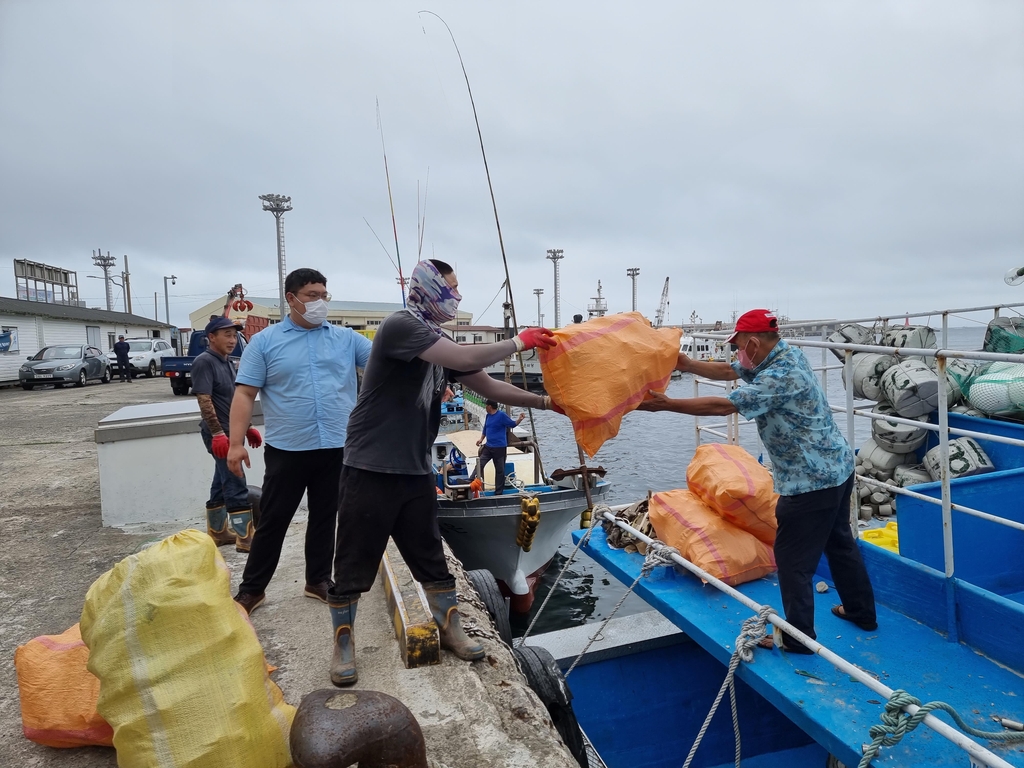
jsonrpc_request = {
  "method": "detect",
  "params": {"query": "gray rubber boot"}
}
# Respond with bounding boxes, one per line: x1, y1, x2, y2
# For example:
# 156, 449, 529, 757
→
205, 504, 235, 546
328, 595, 358, 687
422, 580, 485, 661
228, 508, 254, 553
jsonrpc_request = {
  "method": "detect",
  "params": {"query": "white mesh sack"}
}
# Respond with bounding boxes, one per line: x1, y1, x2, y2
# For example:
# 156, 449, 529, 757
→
871, 402, 929, 454
827, 323, 875, 361
923, 437, 995, 481
940, 357, 977, 403
965, 362, 1024, 416
882, 325, 937, 361
843, 353, 897, 401
880, 360, 952, 418
894, 464, 933, 487
857, 437, 905, 474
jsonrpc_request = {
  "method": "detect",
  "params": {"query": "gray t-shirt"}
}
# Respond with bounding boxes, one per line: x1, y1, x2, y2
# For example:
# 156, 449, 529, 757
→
344, 310, 470, 475
191, 349, 236, 437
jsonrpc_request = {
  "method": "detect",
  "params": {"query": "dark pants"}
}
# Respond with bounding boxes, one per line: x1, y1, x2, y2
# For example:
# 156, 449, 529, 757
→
238, 445, 344, 595
477, 445, 508, 495
331, 466, 453, 597
201, 430, 249, 511
774, 474, 876, 648
116, 356, 130, 381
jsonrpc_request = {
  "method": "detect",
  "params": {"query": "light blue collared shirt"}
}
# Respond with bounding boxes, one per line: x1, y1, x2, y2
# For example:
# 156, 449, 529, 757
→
235, 315, 373, 451
726, 339, 854, 496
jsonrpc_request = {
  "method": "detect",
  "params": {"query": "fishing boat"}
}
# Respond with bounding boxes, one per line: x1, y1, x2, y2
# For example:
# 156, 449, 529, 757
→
432, 428, 611, 613
519, 301, 1024, 768
483, 348, 544, 389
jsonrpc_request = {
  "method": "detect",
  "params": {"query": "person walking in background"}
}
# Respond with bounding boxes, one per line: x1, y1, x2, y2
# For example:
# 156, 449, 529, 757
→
228, 268, 372, 616
327, 258, 563, 687
474, 399, 524, 495
113, 335, 131, 382
192, 317, 261, 549
638, 308, 876, 654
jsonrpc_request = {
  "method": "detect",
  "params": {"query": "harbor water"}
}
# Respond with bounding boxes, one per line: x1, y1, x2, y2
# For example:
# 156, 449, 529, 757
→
509, 325, 990, 637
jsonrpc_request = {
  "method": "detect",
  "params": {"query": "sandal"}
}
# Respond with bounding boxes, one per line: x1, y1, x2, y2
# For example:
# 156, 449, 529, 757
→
772, 627, 814, 655
831, 605, 878, 632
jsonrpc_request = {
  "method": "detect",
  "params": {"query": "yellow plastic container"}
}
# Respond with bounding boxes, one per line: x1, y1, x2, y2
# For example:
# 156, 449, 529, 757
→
861, 521, 899, 554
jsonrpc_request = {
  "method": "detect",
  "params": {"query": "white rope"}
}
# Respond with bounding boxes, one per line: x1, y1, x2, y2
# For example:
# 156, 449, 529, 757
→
681, 605, 775, 768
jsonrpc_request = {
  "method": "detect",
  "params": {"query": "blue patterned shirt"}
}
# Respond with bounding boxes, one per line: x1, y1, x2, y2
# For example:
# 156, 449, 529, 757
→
726, 339, 853, 496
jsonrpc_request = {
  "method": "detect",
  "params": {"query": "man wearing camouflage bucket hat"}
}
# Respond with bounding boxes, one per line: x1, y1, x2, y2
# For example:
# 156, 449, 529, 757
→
638, 308, 877, 653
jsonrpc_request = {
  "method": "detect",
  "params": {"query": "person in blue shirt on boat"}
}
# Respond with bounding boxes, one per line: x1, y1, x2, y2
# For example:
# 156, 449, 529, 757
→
327, 259, 564, 687
473, 399, 525, 495
638, 308, 877, 654
226, 268, 373, 616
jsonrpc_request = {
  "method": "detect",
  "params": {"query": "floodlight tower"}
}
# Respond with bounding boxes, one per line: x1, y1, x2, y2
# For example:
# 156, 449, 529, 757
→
92, 249, 117, 311
259, 194, 293, 321
545, 249, 564, 328
533, 288, 544, 327
626, 267, 640, 312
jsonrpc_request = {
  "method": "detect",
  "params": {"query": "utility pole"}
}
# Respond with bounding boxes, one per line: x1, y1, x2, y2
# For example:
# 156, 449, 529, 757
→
626, 267, 640, 312
545, 249, 564, 328
533, 288, 544, 327
260, 194, 293, 321
163, 275, 177, 326
154, 292, 158, 320
92, 249, 117, 311
122, 255, 132, 315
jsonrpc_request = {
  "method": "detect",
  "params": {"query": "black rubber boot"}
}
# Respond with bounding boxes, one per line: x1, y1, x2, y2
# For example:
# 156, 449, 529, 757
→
422, 580, 485, 661
329, 595, 359, 686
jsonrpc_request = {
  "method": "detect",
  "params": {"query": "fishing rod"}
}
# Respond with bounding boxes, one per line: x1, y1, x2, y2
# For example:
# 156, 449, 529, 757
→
419, 10, 545, 474
376, 99, 407, 307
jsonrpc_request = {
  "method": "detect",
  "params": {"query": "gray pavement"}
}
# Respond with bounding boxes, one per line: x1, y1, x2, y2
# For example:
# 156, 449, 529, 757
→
0, 377, 578, 767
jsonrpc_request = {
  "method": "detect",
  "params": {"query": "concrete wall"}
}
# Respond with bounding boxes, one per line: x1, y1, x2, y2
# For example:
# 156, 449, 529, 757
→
0, 312, 170, 383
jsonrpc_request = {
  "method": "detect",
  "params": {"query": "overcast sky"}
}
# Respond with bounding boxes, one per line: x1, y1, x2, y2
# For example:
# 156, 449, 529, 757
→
1, 1, 1022, 329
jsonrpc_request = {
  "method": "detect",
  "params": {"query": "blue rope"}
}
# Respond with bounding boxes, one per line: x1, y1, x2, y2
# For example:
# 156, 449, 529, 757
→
858, 689, 1024, 767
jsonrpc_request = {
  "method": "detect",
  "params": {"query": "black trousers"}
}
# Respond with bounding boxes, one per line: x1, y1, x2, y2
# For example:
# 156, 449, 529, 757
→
774, 474, 876, 646
331, 466, 453, 597
116, 357, 130, 381
477, 445, 508, 494
238, 445, 344, 595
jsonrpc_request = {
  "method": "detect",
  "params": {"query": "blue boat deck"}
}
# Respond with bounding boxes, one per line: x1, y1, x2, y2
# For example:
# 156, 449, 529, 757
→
576, 527, 1024, 767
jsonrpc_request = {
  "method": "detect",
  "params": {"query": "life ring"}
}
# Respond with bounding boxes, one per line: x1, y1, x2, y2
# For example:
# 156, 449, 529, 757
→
465, 569, 512, 647
512, 645, 588, 768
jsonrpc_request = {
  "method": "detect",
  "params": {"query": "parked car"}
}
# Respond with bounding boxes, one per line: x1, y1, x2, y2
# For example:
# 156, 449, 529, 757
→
19, 345, 110, 390
106, 338, 175, 378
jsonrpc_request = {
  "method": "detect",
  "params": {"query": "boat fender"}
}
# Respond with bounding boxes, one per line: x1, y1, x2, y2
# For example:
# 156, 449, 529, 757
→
512, 645, 587, 768
870, 403, 929, 454
881, 325, 937, 360
844, 353, 897, 401
515, 497, 541, 552
827, 323, 875, 361
465, 569, 513, 647
880, 360, 951, 418
289, 689, 427, 768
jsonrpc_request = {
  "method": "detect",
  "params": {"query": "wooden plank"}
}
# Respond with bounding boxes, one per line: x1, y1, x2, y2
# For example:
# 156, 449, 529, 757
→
378, 539, 440, 669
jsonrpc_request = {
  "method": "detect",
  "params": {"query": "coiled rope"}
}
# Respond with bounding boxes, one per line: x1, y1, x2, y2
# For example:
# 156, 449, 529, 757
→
681, 605, 776, 768
858, 690, 1024, 768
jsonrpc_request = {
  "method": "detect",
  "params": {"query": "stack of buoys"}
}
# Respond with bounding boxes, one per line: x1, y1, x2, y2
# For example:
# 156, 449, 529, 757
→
854, 441, 900, 520
871, 402, 929, 454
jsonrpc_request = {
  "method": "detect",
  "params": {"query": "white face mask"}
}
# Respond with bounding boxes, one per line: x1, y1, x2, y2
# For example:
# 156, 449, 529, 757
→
297, 298, 329, 325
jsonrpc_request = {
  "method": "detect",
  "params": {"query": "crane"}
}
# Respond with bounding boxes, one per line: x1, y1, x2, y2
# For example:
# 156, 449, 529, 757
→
654, 277, 670, 328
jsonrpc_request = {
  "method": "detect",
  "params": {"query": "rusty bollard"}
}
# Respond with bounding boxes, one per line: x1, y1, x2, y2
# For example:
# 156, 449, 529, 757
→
290, 689, 428, 768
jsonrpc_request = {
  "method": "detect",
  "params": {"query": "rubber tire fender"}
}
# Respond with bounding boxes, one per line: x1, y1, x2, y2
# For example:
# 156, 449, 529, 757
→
466, 569, 513, 647
512, 644, 587, 767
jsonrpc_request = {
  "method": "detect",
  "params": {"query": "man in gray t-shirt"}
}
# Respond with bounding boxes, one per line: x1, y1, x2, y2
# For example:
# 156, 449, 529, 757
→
326, 259, 564, 687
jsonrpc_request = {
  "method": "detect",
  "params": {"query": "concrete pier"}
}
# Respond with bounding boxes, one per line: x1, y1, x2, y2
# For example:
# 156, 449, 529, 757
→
0, 378, 579, 767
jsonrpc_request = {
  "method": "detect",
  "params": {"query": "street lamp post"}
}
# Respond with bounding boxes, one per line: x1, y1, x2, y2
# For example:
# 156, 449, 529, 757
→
533, 288, 544, 327
626, 267, 640, 312
163, 275, 177, 326
259, 194, 293, 321
545, 249, 564, 328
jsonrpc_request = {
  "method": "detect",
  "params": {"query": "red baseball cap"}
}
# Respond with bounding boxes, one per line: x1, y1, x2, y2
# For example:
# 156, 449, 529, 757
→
727, 309, 778, 343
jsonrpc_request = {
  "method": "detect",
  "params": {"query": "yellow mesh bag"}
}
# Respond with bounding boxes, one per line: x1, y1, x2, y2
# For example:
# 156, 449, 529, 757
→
79, 530, 294, 768
540, 312, 681, 456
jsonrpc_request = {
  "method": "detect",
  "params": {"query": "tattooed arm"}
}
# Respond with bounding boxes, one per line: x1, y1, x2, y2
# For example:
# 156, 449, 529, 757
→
196, 394, 224, 436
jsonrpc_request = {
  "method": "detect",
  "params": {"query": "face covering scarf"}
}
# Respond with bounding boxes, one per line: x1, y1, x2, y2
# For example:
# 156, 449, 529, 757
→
406, 260, 461, 335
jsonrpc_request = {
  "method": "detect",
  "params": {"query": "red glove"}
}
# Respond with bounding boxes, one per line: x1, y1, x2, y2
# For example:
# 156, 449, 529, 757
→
211, 433, 230, 459
245, 428, 262, 448
514, 327, 556, 352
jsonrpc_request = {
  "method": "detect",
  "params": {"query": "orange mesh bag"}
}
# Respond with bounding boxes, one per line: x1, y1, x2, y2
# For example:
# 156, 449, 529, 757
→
14, 623, 114, 748
686, 444, 779, 545
648, 489, 777, 586
540, 312, 682, 456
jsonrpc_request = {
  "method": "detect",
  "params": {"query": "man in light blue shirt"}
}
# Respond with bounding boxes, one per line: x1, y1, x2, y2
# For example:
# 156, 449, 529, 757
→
638, 309, 875, 654
226, 268, 372, 615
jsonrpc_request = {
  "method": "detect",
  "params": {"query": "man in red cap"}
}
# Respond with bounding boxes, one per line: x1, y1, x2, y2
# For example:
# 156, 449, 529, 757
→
639, 308, 876, 653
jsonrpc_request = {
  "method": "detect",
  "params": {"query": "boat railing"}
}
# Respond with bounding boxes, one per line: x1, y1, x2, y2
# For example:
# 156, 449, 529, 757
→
687, 307, 1024, 600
